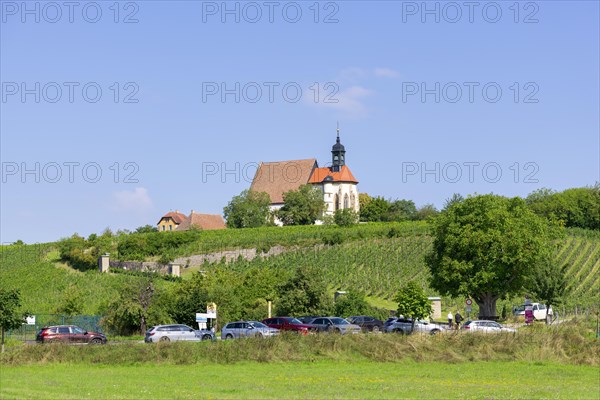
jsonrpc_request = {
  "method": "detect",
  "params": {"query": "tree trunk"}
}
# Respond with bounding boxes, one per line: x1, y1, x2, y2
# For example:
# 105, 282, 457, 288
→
1, 327, 5, 354
545, 303, 551, 325
475, 293, 499, 319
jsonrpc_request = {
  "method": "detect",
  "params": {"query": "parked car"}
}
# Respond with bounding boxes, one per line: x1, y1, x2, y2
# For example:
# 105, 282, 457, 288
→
346, 316, 384, 332
383, 317, 398, 330
385, 318, 446, 335
462, 320, 516, 333
221, 321, 280, 339
305, 317, 361, 334
513, 303, 553, 321
297, 316, 322, 324
262, 317, 313, 334
144, 324, 215, 343
36, 325, 107, 344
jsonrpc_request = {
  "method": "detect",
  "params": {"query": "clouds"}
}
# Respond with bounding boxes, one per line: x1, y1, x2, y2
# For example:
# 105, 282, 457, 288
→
307, 67, 400, 118
112, 187, 153, 214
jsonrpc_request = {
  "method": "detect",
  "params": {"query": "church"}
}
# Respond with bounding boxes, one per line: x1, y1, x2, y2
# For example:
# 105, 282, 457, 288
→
249, 129, 359, 223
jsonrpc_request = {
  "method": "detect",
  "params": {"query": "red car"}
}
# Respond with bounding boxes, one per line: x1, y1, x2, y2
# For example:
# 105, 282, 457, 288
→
262, 317, 313, 334
36, 325, 107, 344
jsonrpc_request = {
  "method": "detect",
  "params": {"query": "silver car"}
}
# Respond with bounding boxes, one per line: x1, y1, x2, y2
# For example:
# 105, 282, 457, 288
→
306, 317, 362, 334
462, 320, 516, 333
385, 318, 446, 335
221, 320, 280, 339
145, 324, 215, 343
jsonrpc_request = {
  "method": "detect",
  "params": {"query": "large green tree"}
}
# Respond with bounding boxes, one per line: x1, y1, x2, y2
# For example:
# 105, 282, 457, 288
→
276, 185, 326, 225
426, 194, 560, 318
223, 189, 272, 228
0, 288, 29, 353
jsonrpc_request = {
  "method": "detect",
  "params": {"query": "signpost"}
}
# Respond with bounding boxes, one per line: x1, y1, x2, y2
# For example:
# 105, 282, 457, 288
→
465, 298, 472, 319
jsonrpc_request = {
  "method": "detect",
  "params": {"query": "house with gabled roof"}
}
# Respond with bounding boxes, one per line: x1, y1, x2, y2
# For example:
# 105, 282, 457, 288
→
249, 130, 359, 223
157, 210, 226, 232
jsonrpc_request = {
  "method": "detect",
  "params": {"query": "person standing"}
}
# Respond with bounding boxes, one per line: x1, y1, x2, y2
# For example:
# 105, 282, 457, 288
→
454, 311, 463, 329
447, 311, 453, 329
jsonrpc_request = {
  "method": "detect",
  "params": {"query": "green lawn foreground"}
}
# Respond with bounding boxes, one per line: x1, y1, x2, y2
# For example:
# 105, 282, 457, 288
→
1, 361, 598, 400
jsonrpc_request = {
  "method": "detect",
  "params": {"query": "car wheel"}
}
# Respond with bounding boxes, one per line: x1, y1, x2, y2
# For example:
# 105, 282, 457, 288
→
255, 332, 263, 338
430, 329, 440, 335
225, 334, 234, 340
202, 334, 212, 341
394, 328, 405, 335
159, 336, 170, 342
372, 326, 380, 333
89, 338, 103, 345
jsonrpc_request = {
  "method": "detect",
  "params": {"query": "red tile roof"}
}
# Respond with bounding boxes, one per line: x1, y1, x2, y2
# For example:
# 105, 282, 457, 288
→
249, 159, 318, 204
158, 211, 188, 225
307, 166, 359, 184
176, 213, 226, 231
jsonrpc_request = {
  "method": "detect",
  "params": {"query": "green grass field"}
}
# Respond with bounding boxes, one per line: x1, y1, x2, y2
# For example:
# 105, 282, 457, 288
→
1, 360, 598, 399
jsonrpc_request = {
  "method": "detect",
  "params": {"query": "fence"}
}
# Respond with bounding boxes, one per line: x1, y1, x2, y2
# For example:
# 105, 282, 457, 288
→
8, 314, 104, 341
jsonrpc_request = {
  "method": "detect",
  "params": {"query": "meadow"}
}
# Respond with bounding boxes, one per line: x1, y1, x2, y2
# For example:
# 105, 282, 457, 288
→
1, 360, 598, 400
1, 323, 599, 400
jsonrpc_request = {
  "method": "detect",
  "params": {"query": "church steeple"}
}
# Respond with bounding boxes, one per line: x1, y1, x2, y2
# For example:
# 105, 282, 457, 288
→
331, 123, 346, 172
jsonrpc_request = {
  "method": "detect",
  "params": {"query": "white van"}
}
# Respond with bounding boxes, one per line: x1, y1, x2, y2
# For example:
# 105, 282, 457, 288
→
513, 303, 553, 321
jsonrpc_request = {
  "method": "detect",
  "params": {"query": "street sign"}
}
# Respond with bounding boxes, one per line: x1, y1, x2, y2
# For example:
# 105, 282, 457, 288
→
465, 298, 472, 306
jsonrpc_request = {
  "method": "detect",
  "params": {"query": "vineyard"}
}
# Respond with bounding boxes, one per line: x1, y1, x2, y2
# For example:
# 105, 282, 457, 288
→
0, 244, 175, 314
200, 228, 600, 309
1, 224, 598, 318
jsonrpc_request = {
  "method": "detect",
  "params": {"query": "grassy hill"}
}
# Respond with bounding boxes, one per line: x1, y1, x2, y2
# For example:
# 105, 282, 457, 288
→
1, 223, 598, 319
0, 244, 176, 315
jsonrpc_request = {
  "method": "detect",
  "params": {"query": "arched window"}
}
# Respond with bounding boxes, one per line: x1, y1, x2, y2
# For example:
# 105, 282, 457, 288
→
344, 194, 349, 209
334, 194, 339, 211
350, 193, 356, 210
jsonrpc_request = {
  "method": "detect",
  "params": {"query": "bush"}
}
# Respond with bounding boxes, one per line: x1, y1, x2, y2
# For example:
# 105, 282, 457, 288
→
334, 209, 359, 227
322, 231, 344, 246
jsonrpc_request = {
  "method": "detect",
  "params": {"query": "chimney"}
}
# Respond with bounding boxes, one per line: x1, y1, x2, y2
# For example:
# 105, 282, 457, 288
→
176, 210, 179, 213
191, 209, 194, 215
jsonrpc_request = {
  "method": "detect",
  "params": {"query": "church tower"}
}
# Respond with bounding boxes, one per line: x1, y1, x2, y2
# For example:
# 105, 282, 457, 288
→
331, 126, 346, 172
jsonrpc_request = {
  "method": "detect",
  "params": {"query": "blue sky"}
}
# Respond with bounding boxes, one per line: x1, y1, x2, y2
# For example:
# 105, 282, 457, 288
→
1, 0, 598, 243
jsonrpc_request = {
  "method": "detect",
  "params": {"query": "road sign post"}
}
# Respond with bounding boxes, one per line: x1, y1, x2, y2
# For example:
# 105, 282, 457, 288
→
465, 299, 473, 319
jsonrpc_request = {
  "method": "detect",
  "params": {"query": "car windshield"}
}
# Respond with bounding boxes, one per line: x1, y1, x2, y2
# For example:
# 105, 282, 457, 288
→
284, 318, 303, 324
249, 321, 267, 328
331, 318, 349, 325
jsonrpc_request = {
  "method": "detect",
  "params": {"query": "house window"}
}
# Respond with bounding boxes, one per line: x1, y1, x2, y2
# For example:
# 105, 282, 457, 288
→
344, 194, 349, 209
162, 225, 165, 231
334, 194, 339, 211
169, 225, 173, 231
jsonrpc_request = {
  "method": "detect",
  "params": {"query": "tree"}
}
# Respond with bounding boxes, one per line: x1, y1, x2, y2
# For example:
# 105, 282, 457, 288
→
427, 194, 560, 318
334, 209, 359, 227
393, 282, 431, 330
55, 284, 83, 316
526, 185, 600, 230
223, 189, 272, 228
527, 259, 570, 324
359, 195, 390, 222
0, 288, 29, 353
276, 185, 326, 226
333, 291, 370, 317
415, 204, 439, 221
100, 279, 169, 335
135, 225, 158, 234
443, 193, 464, 211
385, 199, 417, 222
276, 265, 333, 316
